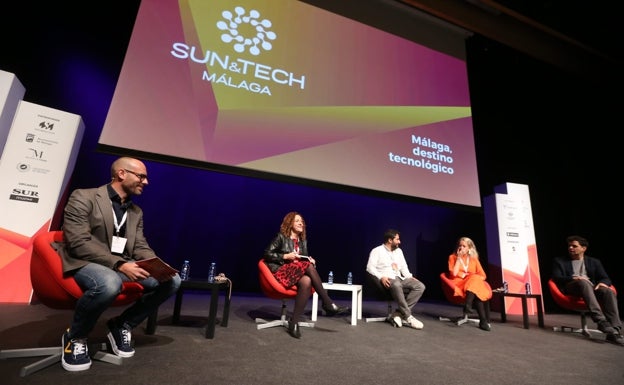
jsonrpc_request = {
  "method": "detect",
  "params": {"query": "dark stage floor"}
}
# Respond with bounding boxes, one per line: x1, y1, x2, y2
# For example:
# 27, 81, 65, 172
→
1, 292, 623, 385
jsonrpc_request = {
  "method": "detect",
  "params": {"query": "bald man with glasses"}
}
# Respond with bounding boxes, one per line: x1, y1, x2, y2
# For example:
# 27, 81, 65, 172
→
56, 157, 181, 371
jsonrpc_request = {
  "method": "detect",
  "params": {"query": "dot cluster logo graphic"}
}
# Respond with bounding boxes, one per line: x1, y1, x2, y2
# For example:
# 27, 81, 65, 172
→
217, 6, 277, 56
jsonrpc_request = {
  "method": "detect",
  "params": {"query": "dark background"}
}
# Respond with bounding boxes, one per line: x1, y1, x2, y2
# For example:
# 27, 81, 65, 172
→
0, 1, 619, 312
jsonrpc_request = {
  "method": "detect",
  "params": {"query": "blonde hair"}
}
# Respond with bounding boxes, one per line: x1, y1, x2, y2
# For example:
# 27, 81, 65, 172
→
457, 236, 479, 259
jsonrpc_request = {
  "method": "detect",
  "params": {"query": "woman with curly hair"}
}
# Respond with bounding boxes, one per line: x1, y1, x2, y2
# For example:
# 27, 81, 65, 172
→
263, 211, 348, 338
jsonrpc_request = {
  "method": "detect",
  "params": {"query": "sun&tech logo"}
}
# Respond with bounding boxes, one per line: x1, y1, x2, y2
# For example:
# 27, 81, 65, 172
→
217, 6, 276, 56
170, 4, 306, 95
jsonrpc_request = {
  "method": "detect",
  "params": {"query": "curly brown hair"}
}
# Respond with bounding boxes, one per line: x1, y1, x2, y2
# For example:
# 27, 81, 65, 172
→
279, 211, 306, 240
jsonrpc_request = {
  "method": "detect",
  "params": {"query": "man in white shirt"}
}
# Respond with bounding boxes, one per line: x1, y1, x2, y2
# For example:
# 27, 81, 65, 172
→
366, 229, 426, 329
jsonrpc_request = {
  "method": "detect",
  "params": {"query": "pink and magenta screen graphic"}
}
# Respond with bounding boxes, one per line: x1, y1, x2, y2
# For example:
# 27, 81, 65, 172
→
100, 0, 480, 207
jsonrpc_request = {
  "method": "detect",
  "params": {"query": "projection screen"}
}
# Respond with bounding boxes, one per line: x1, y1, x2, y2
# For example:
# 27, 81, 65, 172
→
99, 0, 480, 207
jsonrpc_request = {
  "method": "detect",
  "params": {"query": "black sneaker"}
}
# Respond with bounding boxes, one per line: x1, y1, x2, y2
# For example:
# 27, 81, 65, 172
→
61, 329, 91, 372
606, 332, 624, 346
107, 319, 135, 357
597, 320, 616, 334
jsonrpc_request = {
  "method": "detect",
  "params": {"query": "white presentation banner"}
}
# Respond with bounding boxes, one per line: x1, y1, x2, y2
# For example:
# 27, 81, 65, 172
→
0, 100, 84, 236
0, 70, 26, 155
0, 100, 84, 303
484, 182, 543, 315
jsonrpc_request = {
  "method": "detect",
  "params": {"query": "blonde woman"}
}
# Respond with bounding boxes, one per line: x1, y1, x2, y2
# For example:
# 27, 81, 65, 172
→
447, 236, 492, 331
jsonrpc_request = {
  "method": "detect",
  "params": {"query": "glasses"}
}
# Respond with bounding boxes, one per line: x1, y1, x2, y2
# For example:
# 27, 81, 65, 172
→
123, 169, 148, 182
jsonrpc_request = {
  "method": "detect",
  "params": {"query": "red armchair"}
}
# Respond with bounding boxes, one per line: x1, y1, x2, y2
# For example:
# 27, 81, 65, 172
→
548, 278, 617, 337
439, 271, 492, 326
0, 230, 157, 377
255, 259, 314, 330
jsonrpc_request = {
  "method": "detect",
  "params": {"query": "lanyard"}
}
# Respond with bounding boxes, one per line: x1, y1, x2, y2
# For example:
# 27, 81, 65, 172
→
112, 208, 128, 235
458, 255, 469, 273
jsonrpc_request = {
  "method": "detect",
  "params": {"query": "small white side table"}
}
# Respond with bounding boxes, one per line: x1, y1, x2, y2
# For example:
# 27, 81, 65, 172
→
311, 283, 363, 325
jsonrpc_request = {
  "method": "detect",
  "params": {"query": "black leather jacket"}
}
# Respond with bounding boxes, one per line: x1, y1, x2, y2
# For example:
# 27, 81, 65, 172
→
263, 233, 308, 273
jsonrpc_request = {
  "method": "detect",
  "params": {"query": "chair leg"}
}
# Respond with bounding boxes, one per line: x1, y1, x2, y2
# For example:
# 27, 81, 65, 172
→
0, 347, 61, 377
439, 315, 481, 325
255, 313, 289, 329
0, 342, 128, 377
438, 303, 480, 326
145, 310, 158, 335
552, 312, 598, 337
580, 313, 591, 336
365, 301, 393, 323
255, 299, 314, 330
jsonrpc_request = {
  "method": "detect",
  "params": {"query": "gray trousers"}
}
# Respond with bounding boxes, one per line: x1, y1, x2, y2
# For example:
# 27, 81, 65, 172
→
388, 277, 426, 319
564, 279, 621, 329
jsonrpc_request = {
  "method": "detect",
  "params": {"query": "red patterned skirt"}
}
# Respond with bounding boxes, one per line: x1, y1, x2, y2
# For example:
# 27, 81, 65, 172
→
275, 260, 310, 288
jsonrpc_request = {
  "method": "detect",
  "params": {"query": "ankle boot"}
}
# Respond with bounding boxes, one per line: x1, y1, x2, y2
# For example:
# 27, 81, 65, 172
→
475, 301, 490, 331
287, 319, 301, 339
463, 291, 476, 315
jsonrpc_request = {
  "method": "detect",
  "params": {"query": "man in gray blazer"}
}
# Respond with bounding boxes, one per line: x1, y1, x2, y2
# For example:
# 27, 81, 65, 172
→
56, 156, 181, 371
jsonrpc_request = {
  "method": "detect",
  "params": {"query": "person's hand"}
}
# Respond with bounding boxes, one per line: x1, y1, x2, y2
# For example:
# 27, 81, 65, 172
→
381, 276, 391, 288
118, 262, 149, 281
284, 252, 297, 261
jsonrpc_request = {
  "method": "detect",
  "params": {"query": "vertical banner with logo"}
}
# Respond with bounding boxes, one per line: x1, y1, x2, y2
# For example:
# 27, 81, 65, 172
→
0, 70, 26, 155
0, 100, 84, 303
484, 182, 543, 315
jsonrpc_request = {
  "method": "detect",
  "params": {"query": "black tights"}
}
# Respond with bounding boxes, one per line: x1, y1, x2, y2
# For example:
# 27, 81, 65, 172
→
292, 264, 333, 323
464, 290, 490, 323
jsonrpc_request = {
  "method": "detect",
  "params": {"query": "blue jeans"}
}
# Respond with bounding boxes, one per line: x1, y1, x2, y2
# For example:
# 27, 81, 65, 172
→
70, 262, 181, 338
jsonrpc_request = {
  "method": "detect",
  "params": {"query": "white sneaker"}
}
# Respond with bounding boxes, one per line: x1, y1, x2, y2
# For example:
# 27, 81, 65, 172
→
406, 315, 424, 329
389, 311, 402, 328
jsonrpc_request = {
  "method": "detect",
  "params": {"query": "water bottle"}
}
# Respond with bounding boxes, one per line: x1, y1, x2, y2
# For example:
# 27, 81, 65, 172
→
503, 281, 508, 293
347, 272, 353, 285
180, 260, 190, 281
328, 270, 334, 284
208, 262, 216, 283
525, 282, 531, 295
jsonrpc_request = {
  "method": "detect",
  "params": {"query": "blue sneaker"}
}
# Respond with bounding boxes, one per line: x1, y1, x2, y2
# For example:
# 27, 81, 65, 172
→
107, 319, 135, 357
61, 329, 91, 371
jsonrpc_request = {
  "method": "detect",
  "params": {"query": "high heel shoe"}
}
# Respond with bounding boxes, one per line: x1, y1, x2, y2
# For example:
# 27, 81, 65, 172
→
287, 320, 301, 339
323, 303, 349, 316
478, 320, 491, 331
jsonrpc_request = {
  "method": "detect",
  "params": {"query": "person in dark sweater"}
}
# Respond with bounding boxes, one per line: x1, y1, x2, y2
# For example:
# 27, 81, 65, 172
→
552, 235, 623, 346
